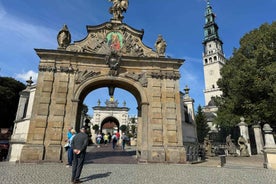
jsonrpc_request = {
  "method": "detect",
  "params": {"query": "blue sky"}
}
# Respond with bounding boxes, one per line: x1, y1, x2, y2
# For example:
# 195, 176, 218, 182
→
0, 0, 275, 116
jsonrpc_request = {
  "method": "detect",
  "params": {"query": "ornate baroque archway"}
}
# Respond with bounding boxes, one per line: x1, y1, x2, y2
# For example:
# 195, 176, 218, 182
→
18, 3, 187, 163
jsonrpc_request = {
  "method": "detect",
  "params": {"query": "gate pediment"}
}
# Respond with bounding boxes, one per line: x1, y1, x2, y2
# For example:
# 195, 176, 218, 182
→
66, 22, 158, 58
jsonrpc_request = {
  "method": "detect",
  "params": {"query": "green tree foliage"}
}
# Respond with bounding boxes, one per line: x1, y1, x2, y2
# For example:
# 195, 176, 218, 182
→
216, 22, 276, 128
120, 125, 127, 132
92, 124, 99, 133
0, 77, 25, 128
195, 105, 210, 143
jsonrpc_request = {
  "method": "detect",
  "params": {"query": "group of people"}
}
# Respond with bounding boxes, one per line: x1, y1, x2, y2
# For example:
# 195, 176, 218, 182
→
65, 126, 89, 184
65, 127, 129, 183
96, 131, 128, 151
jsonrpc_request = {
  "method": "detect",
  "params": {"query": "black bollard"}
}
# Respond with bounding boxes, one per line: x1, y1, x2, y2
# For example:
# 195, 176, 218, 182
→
219, 155, 226, 167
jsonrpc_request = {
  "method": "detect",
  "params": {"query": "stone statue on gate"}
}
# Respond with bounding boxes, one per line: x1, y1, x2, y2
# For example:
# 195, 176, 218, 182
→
155, 34, 167, 56
226, 134, 237, 156
238, 135, 250, 157
109, 0, 129, 21
204, 137, 212, 156
57, 25, 71, 49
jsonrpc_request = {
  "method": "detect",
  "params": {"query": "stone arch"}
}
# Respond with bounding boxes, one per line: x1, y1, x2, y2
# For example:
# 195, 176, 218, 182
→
74, 76, 147, 104
101, 116, 119, 133
71, 76, 149, 160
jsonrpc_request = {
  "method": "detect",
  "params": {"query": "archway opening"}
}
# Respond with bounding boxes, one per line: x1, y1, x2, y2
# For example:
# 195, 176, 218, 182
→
74, 78, 144, 164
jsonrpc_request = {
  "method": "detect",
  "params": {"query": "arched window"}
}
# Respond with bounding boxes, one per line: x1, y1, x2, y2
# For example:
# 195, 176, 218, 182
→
214, 56, 217, 61
209, 57, 212, 62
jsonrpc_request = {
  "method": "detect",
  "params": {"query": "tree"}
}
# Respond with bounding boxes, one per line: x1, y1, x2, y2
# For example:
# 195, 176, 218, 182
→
216, 22, 276, 129
120, 125, 127, 133
0, 77, 25, 128
195, 105, 209, 143
92, 124, 99, 133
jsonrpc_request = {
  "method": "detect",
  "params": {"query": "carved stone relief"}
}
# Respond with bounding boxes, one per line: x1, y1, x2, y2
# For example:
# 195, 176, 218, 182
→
75, 70, 101, 84
66, 23, 159, 58
125, 72, 148, 87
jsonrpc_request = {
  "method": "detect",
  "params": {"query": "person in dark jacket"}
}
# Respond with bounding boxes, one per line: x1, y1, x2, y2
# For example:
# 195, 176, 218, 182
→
71, 126, 88, 183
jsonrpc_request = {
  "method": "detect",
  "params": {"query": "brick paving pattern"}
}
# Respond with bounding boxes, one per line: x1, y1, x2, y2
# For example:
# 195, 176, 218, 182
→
1, 144, 276, 184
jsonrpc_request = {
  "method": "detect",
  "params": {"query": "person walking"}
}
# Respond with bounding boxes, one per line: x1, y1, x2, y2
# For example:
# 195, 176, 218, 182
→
67, 129, 76, 167
111, 133, 117, 150
71, 126, 88, 183
103, 133, 109, 145
65, 126, 73, 166
121, 133, 127, 150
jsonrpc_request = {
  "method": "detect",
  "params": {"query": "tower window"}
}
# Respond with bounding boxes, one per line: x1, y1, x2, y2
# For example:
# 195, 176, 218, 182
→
205, 59, 208, 64
214, 56, 217, 61
209, 57, 212, 62
212, 84, 215, 88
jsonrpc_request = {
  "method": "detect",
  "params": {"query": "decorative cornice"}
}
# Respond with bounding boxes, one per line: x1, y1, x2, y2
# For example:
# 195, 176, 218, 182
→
150, 72, 180, 80
39, 65, 57, 72
39, 65, 75, 73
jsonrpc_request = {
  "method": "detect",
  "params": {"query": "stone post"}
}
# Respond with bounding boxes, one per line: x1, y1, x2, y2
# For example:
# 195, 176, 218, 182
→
252, 123, 264, 154
237, 117, 251, 156
262, 124, 276, 169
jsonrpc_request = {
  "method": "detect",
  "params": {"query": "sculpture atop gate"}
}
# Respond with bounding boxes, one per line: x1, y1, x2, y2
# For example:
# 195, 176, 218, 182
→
109, 0, 129, 22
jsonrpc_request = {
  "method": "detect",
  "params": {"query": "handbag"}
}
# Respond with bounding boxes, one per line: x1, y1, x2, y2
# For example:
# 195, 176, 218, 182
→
64, 142, 70, 151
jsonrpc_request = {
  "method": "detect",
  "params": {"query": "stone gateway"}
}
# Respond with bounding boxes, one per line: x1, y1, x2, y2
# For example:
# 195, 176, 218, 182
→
10, 1, 198, 164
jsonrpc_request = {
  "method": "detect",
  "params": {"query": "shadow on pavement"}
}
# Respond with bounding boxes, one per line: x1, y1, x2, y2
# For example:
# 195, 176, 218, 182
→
80, 172, 112, 182
84, 144, 137, 164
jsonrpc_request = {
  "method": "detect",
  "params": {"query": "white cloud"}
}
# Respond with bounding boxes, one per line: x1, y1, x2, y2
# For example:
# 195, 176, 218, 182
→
0, 4, 57, 51
15, 70, 38, 84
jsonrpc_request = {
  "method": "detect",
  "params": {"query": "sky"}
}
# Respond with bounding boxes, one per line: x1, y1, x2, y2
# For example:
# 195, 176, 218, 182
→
0, 0, 275, 116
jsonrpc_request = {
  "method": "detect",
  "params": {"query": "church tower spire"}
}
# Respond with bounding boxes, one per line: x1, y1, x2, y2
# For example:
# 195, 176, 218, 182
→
202, 0, 226, 106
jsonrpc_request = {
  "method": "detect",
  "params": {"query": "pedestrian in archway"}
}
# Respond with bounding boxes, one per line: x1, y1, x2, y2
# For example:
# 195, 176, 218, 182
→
111, 133, 117, 150
108, 132, 111, 143
103, 133, 109, 145
115, 131, 120, 146
121, 133, 127, 150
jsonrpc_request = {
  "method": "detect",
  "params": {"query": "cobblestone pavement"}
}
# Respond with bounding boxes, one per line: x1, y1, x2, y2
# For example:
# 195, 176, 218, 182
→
1, 145, 276, 184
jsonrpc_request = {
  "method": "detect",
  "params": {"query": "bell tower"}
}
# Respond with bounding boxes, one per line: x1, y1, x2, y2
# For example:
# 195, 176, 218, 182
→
202, 0, 226, 106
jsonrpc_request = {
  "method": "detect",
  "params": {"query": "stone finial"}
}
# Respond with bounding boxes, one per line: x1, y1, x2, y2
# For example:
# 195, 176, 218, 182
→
237, 116, 247, 127
57, 24, 71, 49
184, 85, 190, 96
262, 123, 276, 147
240, 117, 245, 122
109, 0, 129, 22
155, 34, 167, 57
26, 76, 33, 87
263, 123, 273, 133
97, 99, 101, 106
123, 100, 126, 107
